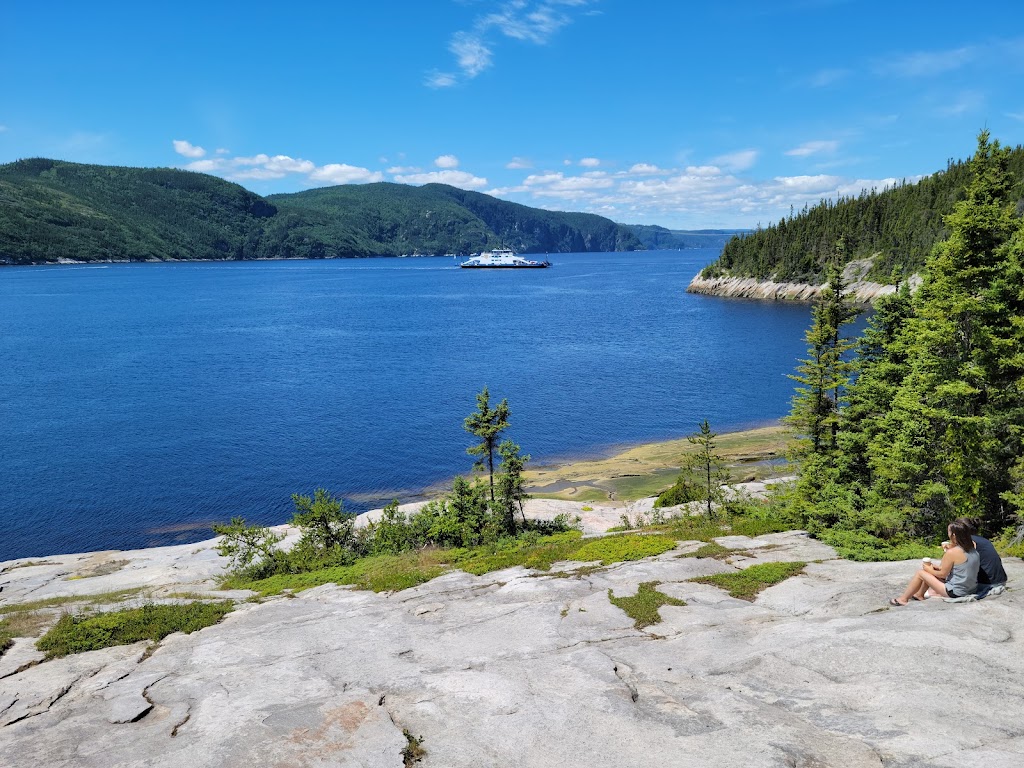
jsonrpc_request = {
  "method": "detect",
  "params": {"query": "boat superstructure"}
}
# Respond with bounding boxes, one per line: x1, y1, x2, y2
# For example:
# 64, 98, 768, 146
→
460, 249, 551, 268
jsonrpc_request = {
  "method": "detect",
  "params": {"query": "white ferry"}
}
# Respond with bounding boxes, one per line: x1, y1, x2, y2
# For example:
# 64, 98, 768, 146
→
460, 249, 551, 269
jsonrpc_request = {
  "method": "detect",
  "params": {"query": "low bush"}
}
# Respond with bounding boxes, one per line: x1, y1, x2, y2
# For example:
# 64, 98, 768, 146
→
689, 561, 806, 600
608, 581, 686, 628
816, 529, 934, 562
35, 601, 233, 659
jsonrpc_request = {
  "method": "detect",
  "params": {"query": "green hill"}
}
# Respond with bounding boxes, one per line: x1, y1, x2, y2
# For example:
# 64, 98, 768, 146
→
0, 159, 641, 265
624, 224, 751, 251
700, 144, 1024, 284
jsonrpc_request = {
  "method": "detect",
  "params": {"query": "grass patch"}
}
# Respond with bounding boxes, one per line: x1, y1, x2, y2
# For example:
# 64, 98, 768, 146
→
0, 588, 146, 615
677, 542, 735, 560
816, 530, 935, 562
572, 534, 677, 564
608, 581, 686, 629
689, 561, 806, 600
442, 532, 585, 575
35, 601, 233, 659
0, 611, 51, 640
241, 551, 449, 596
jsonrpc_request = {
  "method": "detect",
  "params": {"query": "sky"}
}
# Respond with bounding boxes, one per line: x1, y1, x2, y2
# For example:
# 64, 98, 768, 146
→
3, 1, 1024, 229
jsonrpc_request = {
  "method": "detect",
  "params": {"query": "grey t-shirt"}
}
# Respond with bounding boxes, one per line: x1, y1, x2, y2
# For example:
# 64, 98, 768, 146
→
946, 549, 980, 598
973, 535, 1008, 585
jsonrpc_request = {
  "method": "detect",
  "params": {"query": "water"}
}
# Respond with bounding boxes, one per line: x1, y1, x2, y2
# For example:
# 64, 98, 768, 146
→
0, 251, 831, 560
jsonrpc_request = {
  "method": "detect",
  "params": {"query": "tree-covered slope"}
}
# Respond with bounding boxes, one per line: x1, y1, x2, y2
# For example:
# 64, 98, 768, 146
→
625, 224, 751, 251
0, 159, 642, 264
267, 183, 641, 256
701, 145, 1024, 284
0, 159, 276, 263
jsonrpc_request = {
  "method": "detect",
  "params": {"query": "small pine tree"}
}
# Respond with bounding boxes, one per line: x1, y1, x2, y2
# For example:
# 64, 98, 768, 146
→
464, 387, 511, 502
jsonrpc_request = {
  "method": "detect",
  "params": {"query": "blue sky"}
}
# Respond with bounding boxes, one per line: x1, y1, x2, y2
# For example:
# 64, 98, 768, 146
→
3, 1, 1023, 229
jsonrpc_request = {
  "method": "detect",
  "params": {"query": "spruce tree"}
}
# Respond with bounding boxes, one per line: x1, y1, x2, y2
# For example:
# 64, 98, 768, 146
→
866, 132, 1024, 534
464, 387, 511, 502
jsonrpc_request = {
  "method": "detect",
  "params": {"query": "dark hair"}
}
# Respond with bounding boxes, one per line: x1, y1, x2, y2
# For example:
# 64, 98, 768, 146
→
956, 517, 980, 536
948, 520, 976, 551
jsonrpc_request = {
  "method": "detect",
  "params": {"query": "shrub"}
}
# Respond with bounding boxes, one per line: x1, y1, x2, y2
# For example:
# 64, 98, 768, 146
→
35, 602, 233, 659
816, 529, 935, 561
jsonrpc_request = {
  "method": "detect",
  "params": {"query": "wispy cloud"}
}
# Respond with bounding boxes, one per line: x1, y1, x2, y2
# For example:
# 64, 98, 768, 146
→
506, 156, 533, 169
578, 157, 600, 167
935, 90, 985, 117
172, 139, 206, 158
709, 149, 759, 172
429, 1, 595, 87
807, 68, 850, 87
785, 140, 839, 157
1007, 111, 1024, 122
878, 45, 976, 78
0, 124, 8, 133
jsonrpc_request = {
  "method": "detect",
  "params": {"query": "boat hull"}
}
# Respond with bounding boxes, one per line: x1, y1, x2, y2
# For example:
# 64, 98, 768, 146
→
460, 263, 550, 269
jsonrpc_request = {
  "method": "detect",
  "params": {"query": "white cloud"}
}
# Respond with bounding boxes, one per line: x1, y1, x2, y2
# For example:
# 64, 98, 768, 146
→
391, 169, 488, 190
450, 32, 492, 78
425, 71, 458, 89
1007, 111, 1024, 122
172, 139, 206, 158
430, 1, 594, 87
685, 165, 722, 177
310, 164, 384, 184
387, 165, 421, 174
215, 147, 230, 155
785, 140, 840, 157
879, 46, 976, 78
626, 163, 663, 175
578, 157, 600, 167
563, 158, 573, 166
709, 149, 758, 171
175, 144, 383, 187
506, 156, 533, 169
434, 154, 459, 169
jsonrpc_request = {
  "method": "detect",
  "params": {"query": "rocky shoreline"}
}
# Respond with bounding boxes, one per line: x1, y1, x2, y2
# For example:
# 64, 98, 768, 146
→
2, 496, 1022, 767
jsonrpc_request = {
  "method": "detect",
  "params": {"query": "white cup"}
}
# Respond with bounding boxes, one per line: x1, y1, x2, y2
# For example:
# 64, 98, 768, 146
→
922, 558, 932, 566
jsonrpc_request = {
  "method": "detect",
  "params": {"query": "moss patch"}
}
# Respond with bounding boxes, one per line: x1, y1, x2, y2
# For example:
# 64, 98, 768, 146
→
689, 561, 806, 600
0, 588, 146, 615
572, 534, 677, 564
35, 601, 233, 659
608, 581, 686, 629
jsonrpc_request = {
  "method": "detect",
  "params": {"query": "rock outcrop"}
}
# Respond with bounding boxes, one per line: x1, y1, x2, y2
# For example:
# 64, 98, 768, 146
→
2, 521, 1022, 767
686, 258, 923, 304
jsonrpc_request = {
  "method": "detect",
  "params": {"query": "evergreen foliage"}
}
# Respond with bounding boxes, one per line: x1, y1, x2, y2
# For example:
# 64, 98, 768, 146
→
656, 421, 731, 515
702, 144, 1024, 283
0, 159, 641, 264
788, 133, 1024, 543
464, 387, 511, 503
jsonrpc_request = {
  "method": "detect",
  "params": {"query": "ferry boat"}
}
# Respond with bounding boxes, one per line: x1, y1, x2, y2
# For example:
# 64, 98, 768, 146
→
460, 249, 551, 269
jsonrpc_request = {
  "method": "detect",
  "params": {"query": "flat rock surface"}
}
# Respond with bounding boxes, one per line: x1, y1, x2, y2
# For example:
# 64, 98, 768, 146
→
1, 528, 1022, 767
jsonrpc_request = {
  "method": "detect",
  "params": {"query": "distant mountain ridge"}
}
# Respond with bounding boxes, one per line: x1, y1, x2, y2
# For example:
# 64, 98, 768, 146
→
0, 159, 642, 264
624, 224, 751, 252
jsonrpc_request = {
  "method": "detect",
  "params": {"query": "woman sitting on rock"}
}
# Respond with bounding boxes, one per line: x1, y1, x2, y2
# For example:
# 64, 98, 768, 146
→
890, 519, 980, 606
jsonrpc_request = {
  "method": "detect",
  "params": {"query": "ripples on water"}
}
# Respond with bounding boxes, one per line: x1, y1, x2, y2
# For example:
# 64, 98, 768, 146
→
0, 251, 836, 559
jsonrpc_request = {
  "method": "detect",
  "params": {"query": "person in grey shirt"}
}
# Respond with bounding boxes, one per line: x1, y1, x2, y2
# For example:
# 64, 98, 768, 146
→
891, 519, 980, 605
954, 517, 1008, 598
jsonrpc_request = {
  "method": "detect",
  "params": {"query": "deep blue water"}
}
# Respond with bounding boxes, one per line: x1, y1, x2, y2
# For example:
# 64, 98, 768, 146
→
1, 251, 835, 560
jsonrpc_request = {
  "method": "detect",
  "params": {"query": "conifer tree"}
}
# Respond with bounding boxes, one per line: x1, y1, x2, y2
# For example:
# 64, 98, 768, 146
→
464, 387, 511, 502
866, 132, 1024, 534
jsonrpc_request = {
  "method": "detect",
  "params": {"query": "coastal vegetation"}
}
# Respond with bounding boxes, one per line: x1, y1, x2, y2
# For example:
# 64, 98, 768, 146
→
608, 581, 686, 629
780, 132, 1024, 551
0, 159, 640, 264
700, 141, 1024, 284
35, 601, 233, 659
689, 562, 807, 600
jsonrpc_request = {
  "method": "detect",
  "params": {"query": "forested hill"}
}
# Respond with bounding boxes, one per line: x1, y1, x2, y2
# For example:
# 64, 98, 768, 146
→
624, 224, 751, 251
0, 159, 641, 264
701, 144, 1024, 284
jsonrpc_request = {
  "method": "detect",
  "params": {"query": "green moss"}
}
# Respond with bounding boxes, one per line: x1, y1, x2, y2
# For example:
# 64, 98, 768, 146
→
676, 542, 734, 559
445, 531, 584, 575
689, 561, 806, 600
35, 601, 233, 659
572, 534, 677, 564
244, 553, 447, 596
608, 581, 686, 629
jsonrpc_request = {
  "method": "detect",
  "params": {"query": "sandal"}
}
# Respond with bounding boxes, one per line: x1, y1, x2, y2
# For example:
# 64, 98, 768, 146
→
910, 595, 925, 601
889, 598, 907, 606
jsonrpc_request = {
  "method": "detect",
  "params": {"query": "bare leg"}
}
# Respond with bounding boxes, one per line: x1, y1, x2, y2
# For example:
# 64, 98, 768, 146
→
896, 569, 949, 604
